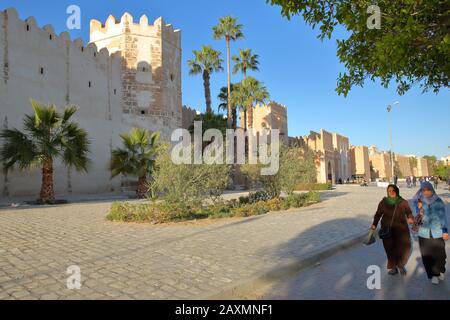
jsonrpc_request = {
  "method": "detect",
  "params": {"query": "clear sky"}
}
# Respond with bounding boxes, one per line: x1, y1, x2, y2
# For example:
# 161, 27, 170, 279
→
1, 0, 449, 158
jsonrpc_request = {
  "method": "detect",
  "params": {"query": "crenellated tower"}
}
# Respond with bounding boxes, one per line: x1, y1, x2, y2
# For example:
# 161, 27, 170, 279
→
90, 12, 182, 138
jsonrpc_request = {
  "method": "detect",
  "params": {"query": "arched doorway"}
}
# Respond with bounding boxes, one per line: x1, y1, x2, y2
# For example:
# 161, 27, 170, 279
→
327, 161, 333, 183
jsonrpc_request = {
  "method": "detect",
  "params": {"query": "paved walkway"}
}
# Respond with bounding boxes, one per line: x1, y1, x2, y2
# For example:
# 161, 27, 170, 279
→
0, 185, 448, 300
243, 205, 450, 300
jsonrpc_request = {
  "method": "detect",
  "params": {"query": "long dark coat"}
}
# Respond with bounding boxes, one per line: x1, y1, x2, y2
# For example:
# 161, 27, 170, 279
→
372, 199, 413, 269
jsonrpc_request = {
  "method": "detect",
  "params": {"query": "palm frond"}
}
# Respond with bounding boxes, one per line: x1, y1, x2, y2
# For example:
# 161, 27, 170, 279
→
0, 128, 38, 172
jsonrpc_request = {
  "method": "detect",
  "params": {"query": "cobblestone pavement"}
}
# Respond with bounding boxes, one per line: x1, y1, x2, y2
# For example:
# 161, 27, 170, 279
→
243, 204, 450, 300
0, 185, 448, 300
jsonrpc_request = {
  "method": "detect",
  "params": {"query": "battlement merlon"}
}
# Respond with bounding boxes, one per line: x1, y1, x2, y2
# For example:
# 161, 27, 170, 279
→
89, 12, 181, 45
2, 8, 122, 65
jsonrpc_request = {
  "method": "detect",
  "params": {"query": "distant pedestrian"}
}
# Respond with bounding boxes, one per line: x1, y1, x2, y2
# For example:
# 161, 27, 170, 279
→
413, 176, 417, 188
434, 177, 439, 190
394, 175, 398, 186
406, 176, 411, 188
371, 185, 414, 276
413, 182, 449, 285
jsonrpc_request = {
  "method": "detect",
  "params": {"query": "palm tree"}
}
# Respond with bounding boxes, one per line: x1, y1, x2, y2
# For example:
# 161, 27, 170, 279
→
0, 100, 90, 204
213, 16, 244, 128
110, 128, 160, 199
232, 49, 260, 129
231, 77, 269, 131
217, 84, 239, 128
188, 46, 224, 114
232, 49, 259, 79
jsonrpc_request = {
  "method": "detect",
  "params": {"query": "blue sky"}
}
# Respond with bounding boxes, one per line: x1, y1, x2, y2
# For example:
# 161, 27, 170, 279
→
1, 0, 449, 158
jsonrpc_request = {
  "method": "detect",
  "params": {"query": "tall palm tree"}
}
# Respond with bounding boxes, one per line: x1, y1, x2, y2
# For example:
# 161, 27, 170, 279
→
213, 16, 244, 128
231, 77, 269, 131
188, 46, 223, 114
232, 49, 259, 79
232, 49, 260, 129
110, 128, 160, 199
0, 100, 91, 204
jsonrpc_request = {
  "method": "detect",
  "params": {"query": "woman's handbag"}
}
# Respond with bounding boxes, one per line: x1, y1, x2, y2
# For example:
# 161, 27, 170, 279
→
363, 228, 377, 245
378, 204, 398, 240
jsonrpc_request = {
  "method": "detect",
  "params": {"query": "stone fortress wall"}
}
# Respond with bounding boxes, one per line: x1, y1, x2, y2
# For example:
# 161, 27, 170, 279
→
0, 8, 182, 197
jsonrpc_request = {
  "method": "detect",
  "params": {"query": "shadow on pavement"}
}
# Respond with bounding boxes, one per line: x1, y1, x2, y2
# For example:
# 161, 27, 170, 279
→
250, 205, 450, 300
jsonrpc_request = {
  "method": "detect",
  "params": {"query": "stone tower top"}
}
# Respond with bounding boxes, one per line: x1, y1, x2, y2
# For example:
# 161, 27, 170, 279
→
90, 12, 181, 44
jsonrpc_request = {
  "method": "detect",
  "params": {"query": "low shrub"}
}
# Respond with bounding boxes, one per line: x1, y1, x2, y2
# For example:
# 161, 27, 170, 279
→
106, 201, 208, 224
107, 192, 321, 224
248, 190, 272, 203
296, 183, 332, 191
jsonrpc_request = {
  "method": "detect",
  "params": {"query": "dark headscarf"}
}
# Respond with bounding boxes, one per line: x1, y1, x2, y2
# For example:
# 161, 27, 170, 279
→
384, 184, 402, 205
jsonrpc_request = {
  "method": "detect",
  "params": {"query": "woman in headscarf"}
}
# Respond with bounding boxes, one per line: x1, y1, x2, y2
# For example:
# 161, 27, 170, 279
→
371, 184, 414, 275
412, 181, 449, 285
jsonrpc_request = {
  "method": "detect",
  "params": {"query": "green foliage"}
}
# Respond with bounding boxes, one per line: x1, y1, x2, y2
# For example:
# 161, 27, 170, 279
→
151, 144, 232, 206
267, 0, 450, 96
110, 128, 160, 179
435, 164, 450, 180
279, 147, 317, 195
188, 46, 224, 76
107, 201, 208, 224
188, 112, 228, 138
232, 49, 260, 76
107, 191, 321, 224
231, 77, 270, 116
296, 183, 332, 191
241, 146, 317, 197
188, 46, 224, 114
0, 99, 90, 173
213, 16, 245, 42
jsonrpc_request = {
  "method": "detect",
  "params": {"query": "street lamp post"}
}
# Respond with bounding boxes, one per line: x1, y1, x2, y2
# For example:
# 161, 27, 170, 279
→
387, 101, 400, 183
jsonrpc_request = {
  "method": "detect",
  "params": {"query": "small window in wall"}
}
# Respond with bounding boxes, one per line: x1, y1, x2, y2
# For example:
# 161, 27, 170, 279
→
113, 89, 117, 95
140, 110, 146, 115
49, 34, 52, 40
142, 67, 147, 72
170, 74, 175, 81
26, 24, 30, 31
88, 81, 92, 88
81, 47, 84, 52
40, 67, 44, 75
94, 52, 97, 57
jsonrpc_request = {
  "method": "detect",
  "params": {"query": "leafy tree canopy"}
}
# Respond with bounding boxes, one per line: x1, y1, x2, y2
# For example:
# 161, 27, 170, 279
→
267, 0, 450, 96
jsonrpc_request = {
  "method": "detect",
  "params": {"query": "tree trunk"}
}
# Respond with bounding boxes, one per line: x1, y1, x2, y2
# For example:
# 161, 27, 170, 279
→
40, 158, 55, 204
243, 69, 247, 130
136, 175, 148, 199
246, 103, 254, 162
247, 104, 253, 130
203, 70, 212, 114
226, 36, 232, 128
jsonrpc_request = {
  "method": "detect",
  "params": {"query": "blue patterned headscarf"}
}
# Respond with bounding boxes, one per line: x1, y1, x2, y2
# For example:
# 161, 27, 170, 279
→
412, 181, 440, 211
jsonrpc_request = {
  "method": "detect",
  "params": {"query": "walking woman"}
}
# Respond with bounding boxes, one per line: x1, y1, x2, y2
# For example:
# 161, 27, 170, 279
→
412, 181, 449, 285
371, 185, 414, 275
